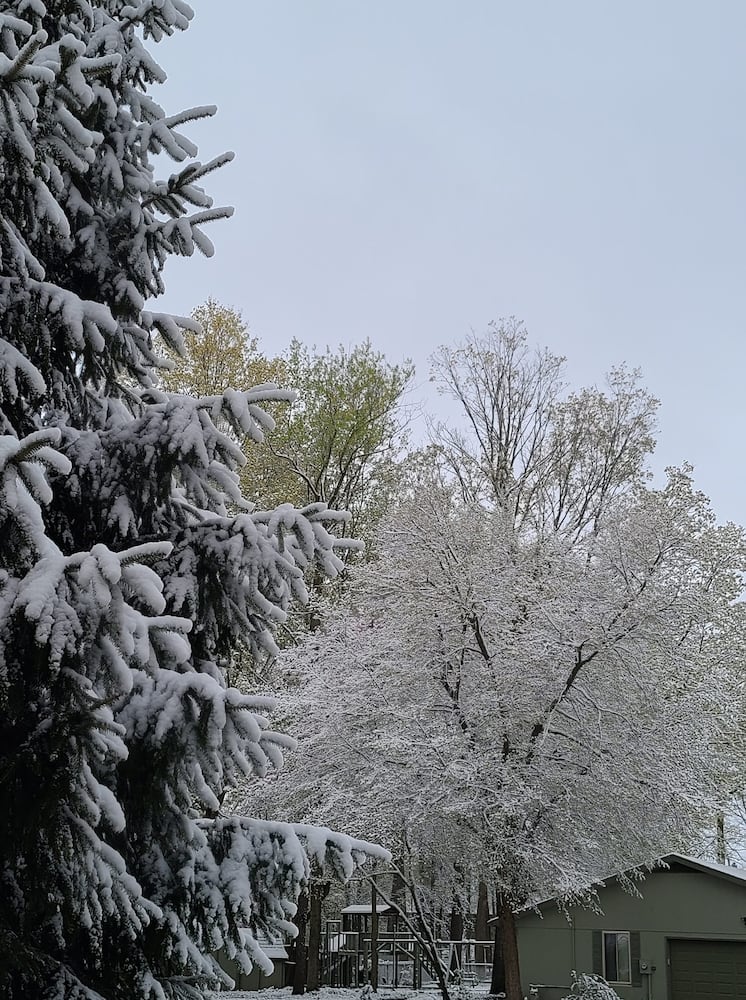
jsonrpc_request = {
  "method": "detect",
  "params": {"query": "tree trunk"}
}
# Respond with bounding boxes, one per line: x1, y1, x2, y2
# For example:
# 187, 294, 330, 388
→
307, 879, 330, 991
292, 887, 309, 994
489, 894, 521, 1000
370, 881, 379, 991
449, 902, 464, 975
307, 568, 325, 633
717, 812, 727, 864
475, 881, 490, 966
490, 920, 505, 996
391, 866, 407, 907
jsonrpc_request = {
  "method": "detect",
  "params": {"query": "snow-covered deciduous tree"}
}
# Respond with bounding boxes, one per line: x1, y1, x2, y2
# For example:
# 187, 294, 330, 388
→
257, 329, 746, 1000
0, 4, 384, 998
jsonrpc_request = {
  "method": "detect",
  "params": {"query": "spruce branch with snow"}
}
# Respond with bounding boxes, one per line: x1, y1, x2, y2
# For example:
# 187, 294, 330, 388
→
0, 3, 384, 998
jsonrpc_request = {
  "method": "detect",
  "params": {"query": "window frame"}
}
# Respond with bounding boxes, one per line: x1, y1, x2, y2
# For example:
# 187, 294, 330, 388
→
602, 930, 632, 985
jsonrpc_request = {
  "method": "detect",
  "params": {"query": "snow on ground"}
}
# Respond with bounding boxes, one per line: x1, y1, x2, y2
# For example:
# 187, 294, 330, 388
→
207, 991, 425, 1000
206, 987, 491, 1000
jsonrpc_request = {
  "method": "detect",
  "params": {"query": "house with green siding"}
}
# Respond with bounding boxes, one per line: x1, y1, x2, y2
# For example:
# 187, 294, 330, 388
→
516, 854, 746, 1000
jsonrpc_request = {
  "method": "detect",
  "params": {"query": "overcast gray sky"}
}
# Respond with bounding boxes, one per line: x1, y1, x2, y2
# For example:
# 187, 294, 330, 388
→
156, 2, 745, 525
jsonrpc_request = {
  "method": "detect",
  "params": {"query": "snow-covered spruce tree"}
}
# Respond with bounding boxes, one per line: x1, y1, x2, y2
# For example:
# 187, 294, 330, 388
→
0, 3, 383, 998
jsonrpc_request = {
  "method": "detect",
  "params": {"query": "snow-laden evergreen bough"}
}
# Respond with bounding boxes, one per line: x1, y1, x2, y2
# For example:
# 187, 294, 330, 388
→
0, 3, 384, 997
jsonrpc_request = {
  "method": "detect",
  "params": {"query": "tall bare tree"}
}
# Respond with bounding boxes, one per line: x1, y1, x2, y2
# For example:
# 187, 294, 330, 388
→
431, 319, 658, 542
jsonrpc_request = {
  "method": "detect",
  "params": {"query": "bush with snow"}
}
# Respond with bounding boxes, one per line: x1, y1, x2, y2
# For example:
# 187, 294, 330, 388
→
562, 972, 623, 1000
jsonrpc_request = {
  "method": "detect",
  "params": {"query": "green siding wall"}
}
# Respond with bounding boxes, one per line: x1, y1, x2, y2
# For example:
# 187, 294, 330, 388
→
517, 870, 746, 1000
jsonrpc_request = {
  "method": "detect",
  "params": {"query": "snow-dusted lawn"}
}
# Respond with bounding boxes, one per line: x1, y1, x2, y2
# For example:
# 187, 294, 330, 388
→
207, 991, 427, 1000
207, 991, 410, 1000
206, 988, 492, 1000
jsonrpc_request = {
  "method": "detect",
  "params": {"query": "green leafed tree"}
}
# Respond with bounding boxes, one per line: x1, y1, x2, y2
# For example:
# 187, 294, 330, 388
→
162, 307, 413, 549
243, 338, 414, 539
164, 309, 414, 652
160, 297, 284, 399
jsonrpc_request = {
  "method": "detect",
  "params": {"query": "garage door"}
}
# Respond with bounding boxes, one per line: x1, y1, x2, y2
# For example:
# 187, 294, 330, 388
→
670, 939, 746, 999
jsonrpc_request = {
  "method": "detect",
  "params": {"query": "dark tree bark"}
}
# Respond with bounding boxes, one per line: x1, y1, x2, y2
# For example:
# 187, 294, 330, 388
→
717, 812, 727, 864
489, 894, 521, 1000
391, 866, 407, 907
307, 878, 331, 991
292, 887, 309, 994
475, 881, 490, 966
490, 920, 505, 996
370, 881, 379, 991
449, 902, 464, 975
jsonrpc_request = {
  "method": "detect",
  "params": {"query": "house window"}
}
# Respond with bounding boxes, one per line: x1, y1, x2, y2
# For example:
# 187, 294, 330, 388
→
603, 931, 631, 984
